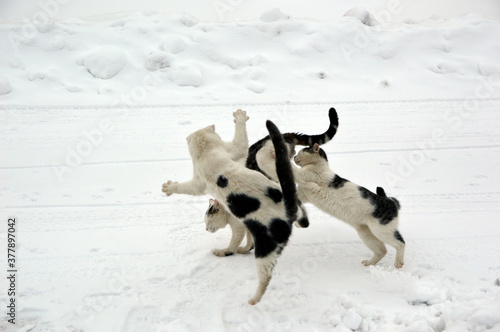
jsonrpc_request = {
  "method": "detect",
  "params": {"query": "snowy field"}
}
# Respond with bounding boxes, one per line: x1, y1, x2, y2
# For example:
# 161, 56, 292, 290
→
1, 1, 500, 331
1, 101, 500, 331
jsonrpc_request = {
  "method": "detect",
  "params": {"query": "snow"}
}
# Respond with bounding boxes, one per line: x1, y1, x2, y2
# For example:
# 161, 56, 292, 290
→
1, 1, 500, 331
2, 6, 500, 105
79, 46, 128, 80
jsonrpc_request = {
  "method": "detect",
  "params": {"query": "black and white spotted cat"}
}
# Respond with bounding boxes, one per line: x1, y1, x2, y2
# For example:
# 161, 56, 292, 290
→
294, 143, 406, 268
163, 112, 307, 304
204, 108, 339, 256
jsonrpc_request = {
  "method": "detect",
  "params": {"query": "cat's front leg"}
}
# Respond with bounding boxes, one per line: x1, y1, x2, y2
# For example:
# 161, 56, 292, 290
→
213, 216, 246, 257
229, 109, 250, 160
162, 178, 206, 196
238, 228, 254, 254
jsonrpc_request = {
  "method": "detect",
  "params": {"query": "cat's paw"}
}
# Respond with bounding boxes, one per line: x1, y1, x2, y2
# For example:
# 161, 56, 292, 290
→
162, 181, 178, 196
233, 109, 249, 123
362, 260, 374, 266
237, 246, 253, 254
248, 297, 260, 305
213, 249, 234, 257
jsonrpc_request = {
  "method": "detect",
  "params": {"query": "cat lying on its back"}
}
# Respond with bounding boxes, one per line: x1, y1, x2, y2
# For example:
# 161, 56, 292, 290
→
203, 108, 339, 256
294, 143, 406, 268
163, 112, 308, 304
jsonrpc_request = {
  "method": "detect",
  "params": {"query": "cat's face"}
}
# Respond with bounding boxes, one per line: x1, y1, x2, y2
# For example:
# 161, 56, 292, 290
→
294, 143, 328, 166
204, 199, 229, 232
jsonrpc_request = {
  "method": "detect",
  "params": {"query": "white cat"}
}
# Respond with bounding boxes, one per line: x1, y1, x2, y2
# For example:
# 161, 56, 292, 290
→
294, 143, 405, 268
163, 113, 307, 305
204, 198, 254, 256
202, 108, 338, 256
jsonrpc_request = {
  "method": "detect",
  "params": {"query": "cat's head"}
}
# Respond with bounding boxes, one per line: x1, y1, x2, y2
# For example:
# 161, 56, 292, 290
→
204, 199, 230, 233
294, 143, 328, 166
186, 125, 220, 158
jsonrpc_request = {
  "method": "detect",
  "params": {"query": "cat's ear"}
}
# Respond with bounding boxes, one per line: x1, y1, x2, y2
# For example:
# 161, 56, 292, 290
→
209, 198, 220, 213
210, 199, 220, 210
313, 143, 320, 153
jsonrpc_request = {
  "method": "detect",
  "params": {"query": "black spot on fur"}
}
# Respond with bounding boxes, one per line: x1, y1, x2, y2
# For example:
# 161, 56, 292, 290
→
227, 193, 261, 219
265, 187, 283, 203
359, 187, 399, 225
216, 175, 228, 188
269, 218, 291, 244
244, 219, 277, 258
394, 230, 405, 244
329, 174, 348, 189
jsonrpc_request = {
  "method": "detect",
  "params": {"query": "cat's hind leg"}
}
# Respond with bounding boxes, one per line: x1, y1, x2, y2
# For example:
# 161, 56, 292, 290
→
248, 250, 279, 305
244, 219, 285, 305
355, 224, 387, 266
367, 221, 406, 268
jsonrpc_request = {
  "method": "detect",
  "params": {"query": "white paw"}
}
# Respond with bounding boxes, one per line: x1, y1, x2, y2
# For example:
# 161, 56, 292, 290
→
213, 249, 234, 257
394, 260, 404, 269
248, 297, 260, 305
237, 246, 251, 254
161, 181, 178, 196
233, 109, 249, 123
362, 260, 373, 266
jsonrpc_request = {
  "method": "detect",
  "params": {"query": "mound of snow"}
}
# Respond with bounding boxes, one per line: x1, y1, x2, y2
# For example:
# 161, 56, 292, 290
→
260, 8, 289, 22
160, 36, 187, 54
0, 76, 13, 95
344, 6, 378, 26
146, 51, 173, 71
170, 64, 203, 87
80, 46, 127, 79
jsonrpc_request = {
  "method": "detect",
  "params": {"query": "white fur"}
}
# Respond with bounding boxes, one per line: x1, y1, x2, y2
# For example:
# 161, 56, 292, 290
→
294, 144, 405, 268
162, 110, 249, 196
205, 199, 254, 256
163, 111, 298, 304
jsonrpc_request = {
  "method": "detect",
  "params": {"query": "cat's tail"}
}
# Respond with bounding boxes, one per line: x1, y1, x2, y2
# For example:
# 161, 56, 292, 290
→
266, 120, 300, 221
376, 187, 401, 210
283, 107, 339, 147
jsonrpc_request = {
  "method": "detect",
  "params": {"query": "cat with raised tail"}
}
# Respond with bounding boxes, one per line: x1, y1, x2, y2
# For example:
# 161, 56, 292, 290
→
203, 108, 338, 256
163, 113, 307, 304
294, 143, 405, 268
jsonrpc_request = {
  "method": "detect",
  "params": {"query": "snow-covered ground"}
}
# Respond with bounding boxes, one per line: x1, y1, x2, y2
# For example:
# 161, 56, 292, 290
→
1, 101, 500, 331
1, 2, 500, 331
1, 7, 500, 105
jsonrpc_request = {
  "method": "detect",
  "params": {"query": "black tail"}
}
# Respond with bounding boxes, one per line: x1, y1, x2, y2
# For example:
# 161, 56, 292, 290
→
284, 107, 339, 147
246, 107, 338, 172
377, 186, 401, 210
266, 120, 298, 221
